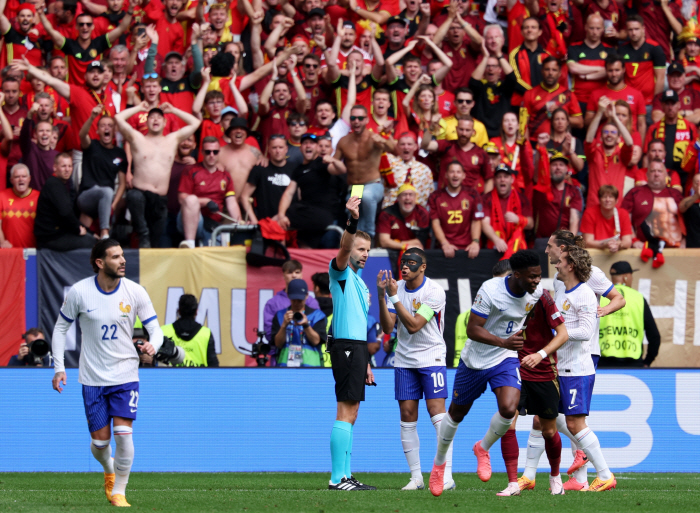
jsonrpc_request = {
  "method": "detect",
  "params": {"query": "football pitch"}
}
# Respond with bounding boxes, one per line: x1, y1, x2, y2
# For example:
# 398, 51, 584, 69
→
1, 473, 698, 512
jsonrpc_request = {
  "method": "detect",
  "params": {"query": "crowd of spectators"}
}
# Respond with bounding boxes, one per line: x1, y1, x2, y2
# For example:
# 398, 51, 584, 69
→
0, 0, 698, 258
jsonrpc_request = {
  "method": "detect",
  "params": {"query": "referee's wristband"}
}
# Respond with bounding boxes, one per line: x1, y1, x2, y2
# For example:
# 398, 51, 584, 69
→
537, 349, 548, 359
388, 295, 400, 305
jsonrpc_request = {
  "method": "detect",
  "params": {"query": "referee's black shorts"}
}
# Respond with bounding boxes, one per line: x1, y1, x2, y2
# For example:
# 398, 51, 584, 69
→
518, 379, 560, 419
330, 339, 369, 402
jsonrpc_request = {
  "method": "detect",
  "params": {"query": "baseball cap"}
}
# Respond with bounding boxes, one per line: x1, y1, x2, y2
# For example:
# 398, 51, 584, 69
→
221, 106, 239, 117
86, 61, 104, 72
342, 19, 356, 30
668, 61, 685, 75
307, 7, 325, 18
300, 133, 318, 143
147, 107, 164, 118
225, 116, 249, 135
386, 15, 406, 26
494, 163, 517, 176
662, 89, 680, 103
287, 279, 309, 300
550, 151, 569, 164
164, 51, 184, 62
610, 261, 639, 275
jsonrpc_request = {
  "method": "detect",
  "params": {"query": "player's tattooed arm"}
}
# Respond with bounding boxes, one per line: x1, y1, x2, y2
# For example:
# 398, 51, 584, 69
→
467, 313, 524, 350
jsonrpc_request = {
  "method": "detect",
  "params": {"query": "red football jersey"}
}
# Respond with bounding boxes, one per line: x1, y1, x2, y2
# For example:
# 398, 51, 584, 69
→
178, 164, 235, 222
427, 187, 484, 247
519, 289, 564, 382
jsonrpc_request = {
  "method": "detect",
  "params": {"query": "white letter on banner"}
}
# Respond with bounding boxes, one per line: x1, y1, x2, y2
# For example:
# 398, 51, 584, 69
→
230, 289, 248, 352
458, 279, 471, 312
676, 374, 700, 435
516, 375, 653, 469
165, 287, 184, 324
587, 375, 653, 468
638, 279, 687, 345
63, 286, 77, 351
259, 289, 274, 341
196, 288, 221, 353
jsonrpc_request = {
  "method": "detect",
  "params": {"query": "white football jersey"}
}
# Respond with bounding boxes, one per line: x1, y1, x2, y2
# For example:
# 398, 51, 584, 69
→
554, 265, 613, 356
461, 276, 541, 370
53, 276, 159, 386
553, 279, 597, 377
387, 276, 447, 368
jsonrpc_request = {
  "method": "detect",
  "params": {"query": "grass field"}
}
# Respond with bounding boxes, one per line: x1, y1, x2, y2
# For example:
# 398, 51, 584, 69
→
0, 473, 697, 512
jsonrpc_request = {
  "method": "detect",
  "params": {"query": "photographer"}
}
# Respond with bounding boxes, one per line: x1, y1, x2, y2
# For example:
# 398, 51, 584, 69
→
132, 320, 157, 368
271, 279, 327, 367
8, 328, 51, 367
161, 294, 219, 368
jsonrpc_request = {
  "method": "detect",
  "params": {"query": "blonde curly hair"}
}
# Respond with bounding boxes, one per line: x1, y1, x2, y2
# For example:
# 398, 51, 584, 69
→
561, 246, 592, 283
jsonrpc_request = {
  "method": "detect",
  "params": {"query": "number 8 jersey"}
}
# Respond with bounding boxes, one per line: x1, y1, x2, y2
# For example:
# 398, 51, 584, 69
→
55, 276, 158, 386
462, 276, 541, 370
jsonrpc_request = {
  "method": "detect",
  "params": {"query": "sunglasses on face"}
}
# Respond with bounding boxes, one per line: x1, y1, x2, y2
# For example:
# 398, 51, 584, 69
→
78, 22, 93, 27
456, 98, 474, 104
270, 134, 287, 140
602, 130, 618, 135
304, 63, 319, 69
350, 115, 366, 121
289, 121, 307, 127
142, 73, 159, 80
203, 149, 220, 155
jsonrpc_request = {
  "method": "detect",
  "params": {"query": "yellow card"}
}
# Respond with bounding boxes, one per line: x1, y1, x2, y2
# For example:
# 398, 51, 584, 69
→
350, 184, 365, 199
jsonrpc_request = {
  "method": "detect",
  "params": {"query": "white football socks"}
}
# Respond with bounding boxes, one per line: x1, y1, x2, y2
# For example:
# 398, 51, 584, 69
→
431, 413, 453, 482
556, 415, 589, 483
480, 412, 513, 451
523, 430, 545, 481
91, 439, 114, 474
112, 426, 134, 496
400, 421, 422, 480
574, 428, 612, 481
434, 413, 459, 466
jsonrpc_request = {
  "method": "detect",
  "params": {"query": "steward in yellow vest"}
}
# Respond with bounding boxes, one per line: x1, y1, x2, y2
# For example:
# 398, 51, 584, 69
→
161, 294, 219, 368
598, 262, 660, 368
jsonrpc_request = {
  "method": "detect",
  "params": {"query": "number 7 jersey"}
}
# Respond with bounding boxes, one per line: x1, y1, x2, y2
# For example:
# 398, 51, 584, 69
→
58, 276, 158, 386
387, 276, 447, 368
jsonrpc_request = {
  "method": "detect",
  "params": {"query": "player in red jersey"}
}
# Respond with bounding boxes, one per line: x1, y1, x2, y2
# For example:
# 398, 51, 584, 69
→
496, 287, 568, 496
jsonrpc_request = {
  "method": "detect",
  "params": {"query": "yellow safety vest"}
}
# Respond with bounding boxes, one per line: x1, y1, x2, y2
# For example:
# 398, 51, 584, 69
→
599, 284, 645, 360
320, 314, 333, 368
453, 311, 470, 367
161, 323, 211, 367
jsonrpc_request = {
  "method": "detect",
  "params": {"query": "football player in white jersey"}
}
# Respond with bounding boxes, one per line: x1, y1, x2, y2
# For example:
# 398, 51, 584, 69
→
428, 250, 543, 497
376, 248, 453, 491
51, 239, 165, 507
545, 229, 625, 490
552, 246, 616, 491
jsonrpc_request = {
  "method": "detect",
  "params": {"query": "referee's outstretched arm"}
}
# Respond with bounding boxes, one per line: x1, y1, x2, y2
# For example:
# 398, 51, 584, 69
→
336, 196, 361, 271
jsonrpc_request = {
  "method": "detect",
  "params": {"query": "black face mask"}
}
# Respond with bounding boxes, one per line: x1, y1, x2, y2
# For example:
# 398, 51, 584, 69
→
401, 253, 423, 273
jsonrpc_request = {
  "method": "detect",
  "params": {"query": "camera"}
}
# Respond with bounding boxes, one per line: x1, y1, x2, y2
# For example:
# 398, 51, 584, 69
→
134, 336, 186, 365
293, 312, 304, 323
23, 338, 50, 366
238, 329, 272, 367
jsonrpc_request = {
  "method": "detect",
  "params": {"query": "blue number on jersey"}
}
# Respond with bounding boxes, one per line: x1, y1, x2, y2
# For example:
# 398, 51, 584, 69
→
505, 321, 514, 334
101, 324, 118, 341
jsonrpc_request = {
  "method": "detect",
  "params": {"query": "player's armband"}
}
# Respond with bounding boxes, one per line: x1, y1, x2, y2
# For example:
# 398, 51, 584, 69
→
416, 304, 435, 322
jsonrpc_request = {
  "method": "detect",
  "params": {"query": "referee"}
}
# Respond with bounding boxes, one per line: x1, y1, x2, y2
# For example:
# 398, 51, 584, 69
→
327, 196, 376, 491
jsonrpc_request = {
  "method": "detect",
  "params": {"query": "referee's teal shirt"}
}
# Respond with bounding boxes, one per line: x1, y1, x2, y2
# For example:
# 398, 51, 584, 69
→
329, 258, 369, 341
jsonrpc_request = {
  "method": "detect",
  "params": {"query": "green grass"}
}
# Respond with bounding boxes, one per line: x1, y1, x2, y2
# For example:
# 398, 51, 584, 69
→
0, 473, 698, 512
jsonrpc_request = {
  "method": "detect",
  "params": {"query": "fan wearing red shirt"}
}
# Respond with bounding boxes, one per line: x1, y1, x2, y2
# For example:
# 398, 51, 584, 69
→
619, 16, 666, 106
0, 164, 40, 248
532, 154, 583, 238
581, 184, 633, 251
428, 59, 456, 117
17, 59, 117, 158
566, 14, 609, 111
580, 0, 627, 46
127, 76, 178, 135
521, 56, 583, 141
584, 97, 634, 207
177, 137, 240, 248
633, 0, 681, 62
258, 68, 307, 154
91, 0, 130, 40
38, 9, 133, 87
421, 117, 493, 192
428, 161, 484, 258
651, 62, 700, 124
376, 182, 430, 250
586, 53, 646, 138
39, 0, 79, 50
140, 0, 185, 59
0, 3, 42, 68
481, 164, 533, 257
1, 78, 28, 176
432, 5, 482, 94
